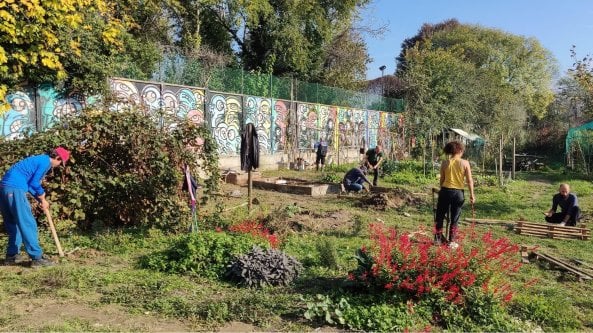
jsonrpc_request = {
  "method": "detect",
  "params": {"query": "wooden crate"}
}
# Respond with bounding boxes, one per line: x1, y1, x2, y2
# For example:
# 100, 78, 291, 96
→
515, 221, 590, 240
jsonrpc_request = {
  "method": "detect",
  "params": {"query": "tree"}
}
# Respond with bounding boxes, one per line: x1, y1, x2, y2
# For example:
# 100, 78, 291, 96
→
398, 21, 557, 145
194, 0, 371, 86
0, 0, 132, 112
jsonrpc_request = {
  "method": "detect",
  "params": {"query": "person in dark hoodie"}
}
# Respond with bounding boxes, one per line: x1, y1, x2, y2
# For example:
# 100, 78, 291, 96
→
1, 147, 71, 267
342, 166, 372, 193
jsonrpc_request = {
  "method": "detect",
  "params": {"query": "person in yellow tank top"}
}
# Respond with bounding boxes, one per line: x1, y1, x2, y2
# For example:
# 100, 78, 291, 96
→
434, 141, 475, 248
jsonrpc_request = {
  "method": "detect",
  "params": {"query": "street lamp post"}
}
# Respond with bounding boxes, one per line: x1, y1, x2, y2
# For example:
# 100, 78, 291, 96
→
379, 65, 386, 96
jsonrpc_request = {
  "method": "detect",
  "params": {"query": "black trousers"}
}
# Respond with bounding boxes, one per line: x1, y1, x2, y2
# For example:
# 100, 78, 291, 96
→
435, 188, 464, 241
545, 206, 581, 226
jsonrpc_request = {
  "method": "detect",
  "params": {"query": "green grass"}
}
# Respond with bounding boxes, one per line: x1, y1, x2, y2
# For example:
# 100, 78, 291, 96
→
1, 168, 593, 331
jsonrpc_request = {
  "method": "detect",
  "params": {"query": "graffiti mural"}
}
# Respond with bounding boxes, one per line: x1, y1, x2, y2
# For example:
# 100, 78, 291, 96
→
337, 108, 352, 149
38, 84, 87, 130
1, 90, 36, 139
271, 99, 289, 153
109, 79, 205, 130
244, 96, 272, 154
352, 109, 367, 152
367, 110, 380, 149
317, 105, 337, 150
2, 79, 402, 162
297, 103, 318, 150
208, 93, 242, 155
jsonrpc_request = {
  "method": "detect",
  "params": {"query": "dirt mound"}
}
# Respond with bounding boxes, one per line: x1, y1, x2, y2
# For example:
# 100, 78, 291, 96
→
361, 188, 422, 210
262, 205, 353, 236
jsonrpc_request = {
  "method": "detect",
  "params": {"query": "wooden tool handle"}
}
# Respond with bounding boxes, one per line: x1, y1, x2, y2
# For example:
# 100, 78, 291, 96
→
43, 208, 65, 257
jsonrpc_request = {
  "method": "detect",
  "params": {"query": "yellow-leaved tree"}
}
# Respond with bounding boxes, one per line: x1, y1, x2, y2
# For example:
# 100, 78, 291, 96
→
0, 0, 130, 113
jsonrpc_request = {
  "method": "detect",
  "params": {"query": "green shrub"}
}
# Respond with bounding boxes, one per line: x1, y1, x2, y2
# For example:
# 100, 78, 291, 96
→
226, 246, 302, 287
319, 172, 341, 183
0, 108, 219, 231
139, 231, 264, 278
316, 238, 339, 269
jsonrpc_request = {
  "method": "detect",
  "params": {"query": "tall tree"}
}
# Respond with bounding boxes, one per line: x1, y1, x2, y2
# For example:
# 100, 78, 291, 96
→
399, 21, 557, 144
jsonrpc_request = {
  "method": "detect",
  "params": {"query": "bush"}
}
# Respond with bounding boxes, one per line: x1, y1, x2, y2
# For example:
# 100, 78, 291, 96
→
139, 231, 264, 278
348, 224, 523, 329
226, 246, 302, 287
0, 108, 219, 231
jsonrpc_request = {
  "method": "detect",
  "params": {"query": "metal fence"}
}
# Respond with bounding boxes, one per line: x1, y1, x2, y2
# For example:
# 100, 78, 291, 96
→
148, 56, 404, 113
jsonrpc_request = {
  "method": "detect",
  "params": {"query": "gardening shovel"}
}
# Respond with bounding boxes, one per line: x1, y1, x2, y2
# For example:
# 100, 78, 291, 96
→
43, 208, 65, 257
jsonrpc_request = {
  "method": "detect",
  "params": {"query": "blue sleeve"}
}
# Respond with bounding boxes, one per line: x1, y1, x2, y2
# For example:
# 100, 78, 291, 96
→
28, 162, 51, 197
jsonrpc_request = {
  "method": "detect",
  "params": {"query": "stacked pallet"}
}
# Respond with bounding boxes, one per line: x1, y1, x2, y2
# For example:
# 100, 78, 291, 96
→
515, 221, 590, 240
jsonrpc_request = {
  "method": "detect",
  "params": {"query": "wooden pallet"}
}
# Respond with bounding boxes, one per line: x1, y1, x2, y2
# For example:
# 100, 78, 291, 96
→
532, 252, 593, 281
515, 221, 590, 240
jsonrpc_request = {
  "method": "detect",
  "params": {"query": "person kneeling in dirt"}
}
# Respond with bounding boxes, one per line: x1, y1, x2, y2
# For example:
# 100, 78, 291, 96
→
544, 183, 581, 226
342, 166, 372, 193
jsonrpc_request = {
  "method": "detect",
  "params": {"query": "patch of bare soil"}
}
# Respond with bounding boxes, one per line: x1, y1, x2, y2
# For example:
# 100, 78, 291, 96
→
360, 188, 423, 210
264, 207, 353, 236
216, 321, 259, 332
0, 298, 191, 332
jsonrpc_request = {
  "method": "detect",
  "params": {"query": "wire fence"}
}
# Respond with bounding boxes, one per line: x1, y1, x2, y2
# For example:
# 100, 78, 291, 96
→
144, 55, 404, 113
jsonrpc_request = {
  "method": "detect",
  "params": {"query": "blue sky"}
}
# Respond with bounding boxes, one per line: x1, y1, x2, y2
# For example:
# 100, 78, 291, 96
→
362, 0, 593, 80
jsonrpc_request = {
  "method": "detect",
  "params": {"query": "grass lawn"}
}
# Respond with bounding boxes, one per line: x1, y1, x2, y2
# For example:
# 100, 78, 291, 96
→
0, 165, 592, 331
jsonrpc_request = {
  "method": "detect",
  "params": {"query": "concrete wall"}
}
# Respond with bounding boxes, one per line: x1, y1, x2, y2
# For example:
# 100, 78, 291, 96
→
3, 78, 401, 171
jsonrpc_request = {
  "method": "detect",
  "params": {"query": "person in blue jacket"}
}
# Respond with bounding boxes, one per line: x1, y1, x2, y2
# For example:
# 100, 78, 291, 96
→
342, 166, 372, 193
1, 146, 70, 267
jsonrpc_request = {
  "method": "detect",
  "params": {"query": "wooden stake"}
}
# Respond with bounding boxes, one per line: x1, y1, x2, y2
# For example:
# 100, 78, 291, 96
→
248, 170, 253, 212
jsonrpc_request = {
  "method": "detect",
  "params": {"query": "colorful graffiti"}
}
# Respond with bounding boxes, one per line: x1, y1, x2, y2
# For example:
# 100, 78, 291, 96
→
208, 93, 242, 155
244, 96, 272, 154
271, 99, 289, 153
1, 90, 36, 139
3, 79, 401, 160
367, 110, 380, 149
297, 103, 318, 150
109, 79, 205, 127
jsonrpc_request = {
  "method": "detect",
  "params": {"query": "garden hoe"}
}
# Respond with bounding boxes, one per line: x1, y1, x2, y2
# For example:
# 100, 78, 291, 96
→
43, 208, 65, 257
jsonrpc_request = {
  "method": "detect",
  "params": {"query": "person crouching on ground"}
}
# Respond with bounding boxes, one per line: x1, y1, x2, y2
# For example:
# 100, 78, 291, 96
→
544, 183, 581, 226
434, 141, 475, 248
0, 147, 71, 267
342, 166, 372, 193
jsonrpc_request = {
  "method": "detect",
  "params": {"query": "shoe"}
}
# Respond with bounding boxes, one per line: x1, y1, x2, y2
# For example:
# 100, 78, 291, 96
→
448, 242, 459, 249
4, 253, 26, 265
31, 257, 55, 268
434, 234, 448, 246
559, 222, 566, 226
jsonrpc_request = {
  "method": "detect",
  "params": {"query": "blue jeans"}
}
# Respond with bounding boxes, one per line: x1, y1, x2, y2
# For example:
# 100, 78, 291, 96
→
0, 186, 43, 259
344, 179, 365, 192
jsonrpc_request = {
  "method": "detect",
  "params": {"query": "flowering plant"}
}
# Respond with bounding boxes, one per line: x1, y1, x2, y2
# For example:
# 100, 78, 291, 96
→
229, 219, 280, 248
349, 223, 521, 305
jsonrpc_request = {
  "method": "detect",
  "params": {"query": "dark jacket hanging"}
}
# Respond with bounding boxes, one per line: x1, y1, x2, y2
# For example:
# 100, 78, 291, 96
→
240, 123, 259, 171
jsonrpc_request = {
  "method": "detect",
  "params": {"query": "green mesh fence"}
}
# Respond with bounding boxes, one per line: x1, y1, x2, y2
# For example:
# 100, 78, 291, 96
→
146, 56, 404, 112
566, 122, 593, 171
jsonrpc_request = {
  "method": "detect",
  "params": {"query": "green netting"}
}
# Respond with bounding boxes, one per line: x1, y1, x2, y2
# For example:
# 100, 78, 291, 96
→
566, 122, 593, 170
142, 55, 404, 112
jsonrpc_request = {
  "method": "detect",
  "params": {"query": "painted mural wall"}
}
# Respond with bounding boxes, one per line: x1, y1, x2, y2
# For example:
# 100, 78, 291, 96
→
2, 78, 399, 162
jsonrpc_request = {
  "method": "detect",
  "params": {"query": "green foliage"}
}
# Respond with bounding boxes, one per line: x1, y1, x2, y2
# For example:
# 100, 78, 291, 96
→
304, 294, 429, 332
509, 294, 581, 331
226, 246, 303, 287
319, 173, 341, 183
316, 238, 339, 269
0, 108, 219, 231
304, 294, 349, 326
380, 159, 398, 176
140, 231, 265, 278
